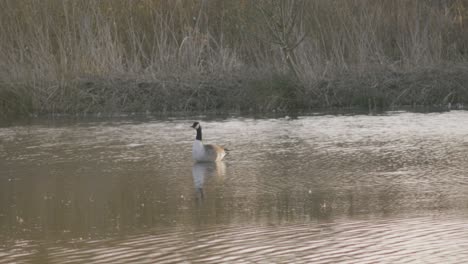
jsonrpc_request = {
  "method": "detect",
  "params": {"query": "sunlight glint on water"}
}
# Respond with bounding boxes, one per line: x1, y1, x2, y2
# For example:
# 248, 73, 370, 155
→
1, 111, 468, 263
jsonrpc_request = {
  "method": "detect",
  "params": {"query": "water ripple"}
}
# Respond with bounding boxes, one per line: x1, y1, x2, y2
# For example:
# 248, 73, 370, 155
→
2, 216, 468, 263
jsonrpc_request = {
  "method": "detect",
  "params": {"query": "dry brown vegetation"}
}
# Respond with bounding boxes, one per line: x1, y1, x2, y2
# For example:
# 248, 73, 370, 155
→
1, 0, 468, 117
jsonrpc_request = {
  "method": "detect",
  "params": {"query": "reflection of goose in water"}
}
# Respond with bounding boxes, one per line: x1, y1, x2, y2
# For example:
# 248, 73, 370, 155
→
191, 122, 228, 162
192, 161, 226, 201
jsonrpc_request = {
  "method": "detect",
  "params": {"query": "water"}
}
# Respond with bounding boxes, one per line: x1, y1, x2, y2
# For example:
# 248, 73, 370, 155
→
1, 111, 468, 263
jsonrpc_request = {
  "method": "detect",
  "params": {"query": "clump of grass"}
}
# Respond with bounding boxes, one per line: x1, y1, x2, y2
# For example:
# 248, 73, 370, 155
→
0, 83, 34, 118
309, 63, 468, 110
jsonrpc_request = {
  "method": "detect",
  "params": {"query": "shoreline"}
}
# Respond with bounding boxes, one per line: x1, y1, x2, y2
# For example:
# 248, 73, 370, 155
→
1, 63, 467, 119
0, 103, 463, 128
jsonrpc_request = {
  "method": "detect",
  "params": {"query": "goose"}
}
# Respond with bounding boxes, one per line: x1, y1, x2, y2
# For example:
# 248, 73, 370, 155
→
191, 122, 227, 162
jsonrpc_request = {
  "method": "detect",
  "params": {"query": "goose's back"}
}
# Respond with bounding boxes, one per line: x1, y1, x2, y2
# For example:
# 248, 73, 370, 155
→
204, 144, 226, 161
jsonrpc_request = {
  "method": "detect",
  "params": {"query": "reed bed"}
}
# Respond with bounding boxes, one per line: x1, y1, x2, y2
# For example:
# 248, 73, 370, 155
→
1, 0, 467, 117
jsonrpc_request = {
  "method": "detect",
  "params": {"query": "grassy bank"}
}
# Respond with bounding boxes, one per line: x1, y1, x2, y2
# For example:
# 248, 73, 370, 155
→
1, 0, 468, 118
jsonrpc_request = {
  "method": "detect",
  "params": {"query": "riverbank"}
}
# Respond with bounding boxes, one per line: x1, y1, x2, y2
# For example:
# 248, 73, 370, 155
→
1, 1, 468, 118
1, 63, 467, 119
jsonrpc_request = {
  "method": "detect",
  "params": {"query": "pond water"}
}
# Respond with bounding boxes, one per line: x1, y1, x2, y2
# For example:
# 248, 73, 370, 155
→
1, 111, 468, 263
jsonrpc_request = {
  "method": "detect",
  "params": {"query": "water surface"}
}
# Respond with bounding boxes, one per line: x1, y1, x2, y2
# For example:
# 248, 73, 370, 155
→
1, 111, 468, 263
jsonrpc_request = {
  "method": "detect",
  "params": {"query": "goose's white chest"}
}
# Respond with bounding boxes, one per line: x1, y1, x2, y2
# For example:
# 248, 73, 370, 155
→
192, 140, 206, 161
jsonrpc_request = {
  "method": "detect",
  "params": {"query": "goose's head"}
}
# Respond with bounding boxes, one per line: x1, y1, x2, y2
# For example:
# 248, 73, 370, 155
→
191, 122, 201, 130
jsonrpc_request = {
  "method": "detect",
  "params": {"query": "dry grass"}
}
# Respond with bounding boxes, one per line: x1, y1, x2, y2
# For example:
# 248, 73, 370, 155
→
1, 0, 468, 118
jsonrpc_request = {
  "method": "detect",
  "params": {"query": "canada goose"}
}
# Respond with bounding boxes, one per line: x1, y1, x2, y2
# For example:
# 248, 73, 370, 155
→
191, 122, 227, 162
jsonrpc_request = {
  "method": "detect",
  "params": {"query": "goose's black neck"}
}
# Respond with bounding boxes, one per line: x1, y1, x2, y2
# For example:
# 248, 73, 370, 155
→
195, 126, 202, 141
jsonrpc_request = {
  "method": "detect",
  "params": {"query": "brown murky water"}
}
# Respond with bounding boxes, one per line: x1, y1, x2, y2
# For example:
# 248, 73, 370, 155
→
1, 111, 468, 263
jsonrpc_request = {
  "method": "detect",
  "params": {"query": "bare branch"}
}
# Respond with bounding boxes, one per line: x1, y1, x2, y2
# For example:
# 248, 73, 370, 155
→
257, 3, 284, 45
